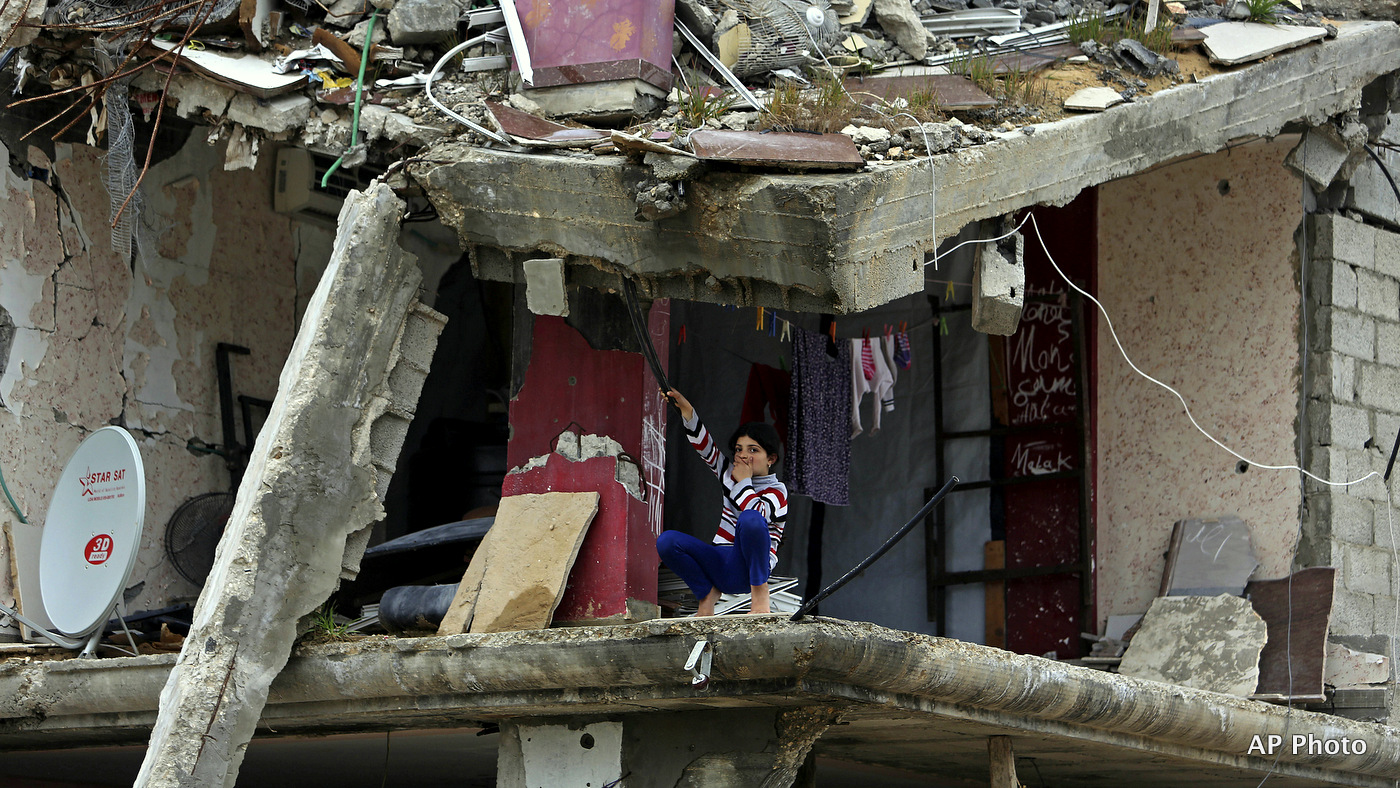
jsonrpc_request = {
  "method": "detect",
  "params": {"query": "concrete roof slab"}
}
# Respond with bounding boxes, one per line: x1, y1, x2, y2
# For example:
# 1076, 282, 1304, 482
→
412, 22, 1400, 314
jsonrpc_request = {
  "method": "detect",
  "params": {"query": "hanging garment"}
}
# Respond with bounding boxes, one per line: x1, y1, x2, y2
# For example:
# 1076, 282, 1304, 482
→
893, 330, 913, 369
850, 337, 894, 436
739, 363, 792, 450
789, 327, 851, 506
860, 336, 875, 380
881, 333, 899, 413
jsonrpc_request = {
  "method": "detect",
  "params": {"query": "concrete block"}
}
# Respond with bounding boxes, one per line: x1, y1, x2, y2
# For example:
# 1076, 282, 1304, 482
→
1331, 308, 1375, 360
1375, 225, 1400, 280
1331, 588, 1376, 637
1286, 125, 1353, 190
396, 303, 446, 372
1119, 594, 1268, 697
1345, 144, 1400, 231
1333, 353, 1359, 402
170, 74, 235, 119
1326, 641, 1392, 686
1359, 363, 1400, 413
511, 721, 622, 788
1356, 268, 1400, 319
227, 93, 314, 134
1315, 213, 1376, 269
1378, 321, 1400, 367
644, 151, 704, 181
970, 231, 1025, 336
523, 258, 569, 317
1345, 543, 1393, 595
519, 80, 666, 122
1333, 402, 1374, 449
1333, 262, 1359, 309
386, 0, 459, 44
1331, 492, 1377, 545
369, 413, 412, 469
1308, 446, 1349, 486
387, 361, 429, 412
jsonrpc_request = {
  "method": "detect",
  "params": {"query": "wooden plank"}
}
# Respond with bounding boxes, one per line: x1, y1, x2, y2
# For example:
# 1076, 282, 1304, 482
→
988, 735, 1017, 788
984, 540, 1006, 649
1245, 567, 1335, 702
689, 131, 865, 171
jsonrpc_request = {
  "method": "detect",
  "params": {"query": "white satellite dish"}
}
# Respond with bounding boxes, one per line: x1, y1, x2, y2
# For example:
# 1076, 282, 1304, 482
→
0, 426, 146, 656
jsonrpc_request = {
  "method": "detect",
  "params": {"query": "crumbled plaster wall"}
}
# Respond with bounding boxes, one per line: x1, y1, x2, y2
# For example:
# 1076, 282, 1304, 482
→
1096, 140, 1304, 626
0, 133, 302, 615
1301, 211, 1400, 716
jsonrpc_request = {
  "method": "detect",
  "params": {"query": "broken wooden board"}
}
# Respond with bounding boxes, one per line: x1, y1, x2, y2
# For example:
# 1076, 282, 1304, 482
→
1325, 641, 1390, 687
485, 101, 607, 148
439, 492, 600, 634
1118, 594, 1268, 697
1245, 567, 1336, 702
991, 43, 1081, 74
1064, 86, 1124, 112
1158, 516, 1259, 597
688, 130, 864, 171
1200, 22, 1327, 66
842, 74, 995, 111
147, 39, 308, 98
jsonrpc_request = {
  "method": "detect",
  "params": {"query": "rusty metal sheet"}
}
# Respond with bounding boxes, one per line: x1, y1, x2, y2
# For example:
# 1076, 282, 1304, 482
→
991, 42, 1081, 74
485, 100, 607, 147
687, 130, 864, 170
842, 74, 994, 110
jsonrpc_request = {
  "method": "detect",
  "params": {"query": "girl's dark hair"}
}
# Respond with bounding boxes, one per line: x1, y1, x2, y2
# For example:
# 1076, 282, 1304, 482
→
729, 422, 781, 465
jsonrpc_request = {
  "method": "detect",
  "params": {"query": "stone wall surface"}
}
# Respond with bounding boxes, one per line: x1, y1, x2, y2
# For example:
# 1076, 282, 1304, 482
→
0, 134, 300, 619
1303, 212, 1400, 719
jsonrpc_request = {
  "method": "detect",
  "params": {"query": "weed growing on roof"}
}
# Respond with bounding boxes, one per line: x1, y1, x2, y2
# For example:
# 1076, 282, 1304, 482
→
1244, 0, 1284, 23
1066, 11, 1175, 54
676, 88, 736, 130
950, 53, 1050, 110
305, 604, 352, 640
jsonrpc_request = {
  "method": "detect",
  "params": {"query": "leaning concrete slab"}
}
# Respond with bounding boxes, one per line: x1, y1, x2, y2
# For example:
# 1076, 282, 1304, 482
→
1119, 594, 1269, 697
412, 22, 1400, 314
131, 183, 440, 788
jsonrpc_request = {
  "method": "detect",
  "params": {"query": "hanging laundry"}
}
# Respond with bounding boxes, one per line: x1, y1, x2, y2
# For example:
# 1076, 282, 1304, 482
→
789, 327, 851, 506
860, 335, 875, 380
850, 337, 894, 436
894, 330, 913, 369
880, 333, 898, 413
740, 363, 792, 451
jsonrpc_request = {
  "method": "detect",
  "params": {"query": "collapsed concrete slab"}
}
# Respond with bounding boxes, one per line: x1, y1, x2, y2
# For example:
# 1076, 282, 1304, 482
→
411, 22, 1400, 314
132, 183, 443, 788
1119, 594, 1269, 697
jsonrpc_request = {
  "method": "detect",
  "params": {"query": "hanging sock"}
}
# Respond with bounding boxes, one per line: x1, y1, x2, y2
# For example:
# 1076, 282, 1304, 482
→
861, 335, 875, 381
894, 331, 912, 369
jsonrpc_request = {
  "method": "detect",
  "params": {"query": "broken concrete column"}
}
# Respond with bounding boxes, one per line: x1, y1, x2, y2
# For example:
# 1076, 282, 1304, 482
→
498, 708, 838, 788
133, 183, 440, 788
970, 228, 1025, 336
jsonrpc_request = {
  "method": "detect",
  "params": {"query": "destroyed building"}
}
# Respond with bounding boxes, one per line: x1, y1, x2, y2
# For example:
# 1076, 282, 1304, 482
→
1, 0, 1400, 784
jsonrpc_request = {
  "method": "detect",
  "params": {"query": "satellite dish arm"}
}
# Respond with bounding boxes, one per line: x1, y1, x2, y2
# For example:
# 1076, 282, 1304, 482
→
0, 599, 88, 649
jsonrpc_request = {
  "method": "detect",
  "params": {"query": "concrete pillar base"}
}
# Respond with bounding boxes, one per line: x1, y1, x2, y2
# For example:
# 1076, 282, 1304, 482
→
497, 708, 838, 788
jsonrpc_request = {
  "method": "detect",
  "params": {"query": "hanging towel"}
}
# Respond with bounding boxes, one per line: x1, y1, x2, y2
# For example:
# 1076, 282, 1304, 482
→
789, 328, 851, 506
851, 337, 894, 436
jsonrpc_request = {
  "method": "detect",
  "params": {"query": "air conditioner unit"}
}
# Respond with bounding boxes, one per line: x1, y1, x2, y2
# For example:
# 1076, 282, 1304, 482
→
273, 147, 383, 227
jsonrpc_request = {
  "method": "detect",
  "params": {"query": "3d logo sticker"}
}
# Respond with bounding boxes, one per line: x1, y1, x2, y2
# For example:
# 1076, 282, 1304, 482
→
85, 534, 114, 565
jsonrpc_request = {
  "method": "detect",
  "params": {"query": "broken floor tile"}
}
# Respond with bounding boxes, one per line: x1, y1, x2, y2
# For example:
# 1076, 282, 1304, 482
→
147, 40, 307, 98
1158, 516, 1259, 598
485, 101, 608, 148
1325, 642, 1391, 687
688, 130, 864, 171
1200, 21, 1327, 66
1118, 594, 1268, 697
1064, 86, 1124, 112
841, 74, 995, 111
1245, 567, 1336, 701
991, 43, 1082, 74
1171, 25, 1207, 46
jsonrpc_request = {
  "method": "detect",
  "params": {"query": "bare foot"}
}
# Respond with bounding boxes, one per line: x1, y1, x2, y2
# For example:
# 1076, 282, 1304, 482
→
749, 583, 771, 615
696, 587, 721, 617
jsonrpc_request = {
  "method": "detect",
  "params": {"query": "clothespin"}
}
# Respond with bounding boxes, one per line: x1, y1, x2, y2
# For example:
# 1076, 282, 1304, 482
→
940, 315, 949, 335
779, 355, 788, 371
945, 281, 955, 302
679, 325, 687, 344
780, 320, 791, 342
829, 321, 837, 343
769, 314, 777, 336
757, 306, 764, 331
901, 321, 907, 332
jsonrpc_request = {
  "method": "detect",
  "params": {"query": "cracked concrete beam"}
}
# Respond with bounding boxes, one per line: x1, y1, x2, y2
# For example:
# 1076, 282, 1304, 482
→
132, 183, 432, 788
411, 22, 1400, 314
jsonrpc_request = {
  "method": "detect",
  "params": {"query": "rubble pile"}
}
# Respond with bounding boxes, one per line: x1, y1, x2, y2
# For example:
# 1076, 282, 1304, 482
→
0, 0, 1349, 198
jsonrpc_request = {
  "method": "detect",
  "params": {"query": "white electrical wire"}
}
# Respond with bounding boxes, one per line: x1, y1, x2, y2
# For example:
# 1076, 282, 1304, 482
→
425, 38, 509, 144
1028, 211, 1381, 489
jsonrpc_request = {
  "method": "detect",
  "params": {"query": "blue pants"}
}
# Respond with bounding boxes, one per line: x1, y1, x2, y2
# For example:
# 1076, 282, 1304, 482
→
657, 510, 772, 599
